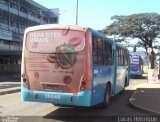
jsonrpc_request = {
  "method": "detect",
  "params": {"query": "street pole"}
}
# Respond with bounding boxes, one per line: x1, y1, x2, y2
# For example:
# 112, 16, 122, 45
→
76, 0, 78, 25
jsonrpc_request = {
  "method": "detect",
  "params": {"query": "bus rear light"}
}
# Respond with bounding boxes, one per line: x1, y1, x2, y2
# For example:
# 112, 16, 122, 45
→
23, 77, 27, 82
22, 73, 27, 82
81, 81, 86, 86
21, 73, 28, 87
23, 78, 28, 87
79, 76, 87, 91
82, 76, 87, 81
80, 86, 85, 91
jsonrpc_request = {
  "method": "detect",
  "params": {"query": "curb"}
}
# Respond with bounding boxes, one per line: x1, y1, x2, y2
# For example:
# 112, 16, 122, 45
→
129, 90, 160, 115
0, 88, 20, 95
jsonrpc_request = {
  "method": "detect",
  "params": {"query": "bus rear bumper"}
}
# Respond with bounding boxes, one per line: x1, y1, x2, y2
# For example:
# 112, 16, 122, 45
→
21, 86, 92, 107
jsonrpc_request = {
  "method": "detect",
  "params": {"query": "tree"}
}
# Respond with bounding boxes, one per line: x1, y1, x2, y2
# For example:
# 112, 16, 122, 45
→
102, 13, 160, 69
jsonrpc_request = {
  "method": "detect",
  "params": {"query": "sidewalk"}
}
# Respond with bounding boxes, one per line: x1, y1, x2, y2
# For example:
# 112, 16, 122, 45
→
0, 82, 20, 95
129, 81, 160, 115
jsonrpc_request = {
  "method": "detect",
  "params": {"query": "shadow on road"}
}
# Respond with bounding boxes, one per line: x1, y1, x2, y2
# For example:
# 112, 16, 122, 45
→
130, 75, 147, 79
43, 90, 150, 122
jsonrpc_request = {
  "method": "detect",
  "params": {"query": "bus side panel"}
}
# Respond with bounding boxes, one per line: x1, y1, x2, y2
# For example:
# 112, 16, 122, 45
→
115, 66, 128, 93
91, 66, 112, 106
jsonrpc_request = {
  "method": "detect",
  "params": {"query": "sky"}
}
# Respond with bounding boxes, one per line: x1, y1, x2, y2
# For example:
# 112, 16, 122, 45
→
33, 0, 160, 30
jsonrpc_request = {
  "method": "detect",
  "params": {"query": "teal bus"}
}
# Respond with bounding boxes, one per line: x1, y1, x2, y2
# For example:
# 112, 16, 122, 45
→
21, 24, 130, 108
130, 55, 143, 76
130, 51, 148, 76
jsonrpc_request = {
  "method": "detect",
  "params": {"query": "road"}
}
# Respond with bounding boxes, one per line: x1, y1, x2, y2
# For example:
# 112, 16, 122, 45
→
0, 77, 154, 122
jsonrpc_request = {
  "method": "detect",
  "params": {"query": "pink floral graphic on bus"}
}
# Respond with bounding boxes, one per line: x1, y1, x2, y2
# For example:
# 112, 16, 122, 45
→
47, 54, 56, 63
47, 44, 81, 69
62, 26, 70, 36
63, 75, 72, 84
25, 27, 86, 93
54, 63, 60, 69
46, 36, 83, 69
34, 72, 39, 79
56, 44, 77, 69
68, 37, 82, 46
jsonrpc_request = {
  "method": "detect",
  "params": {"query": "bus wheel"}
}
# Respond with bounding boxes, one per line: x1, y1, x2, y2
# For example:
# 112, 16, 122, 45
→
102, 85, 110, 108
121, 77, 127, 94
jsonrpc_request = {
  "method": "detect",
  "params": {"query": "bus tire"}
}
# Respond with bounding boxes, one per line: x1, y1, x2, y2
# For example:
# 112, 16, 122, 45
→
121, 77, 128, 93
125, 77, 129, 87
121, 78, 127, 94
102, 85, 110, 108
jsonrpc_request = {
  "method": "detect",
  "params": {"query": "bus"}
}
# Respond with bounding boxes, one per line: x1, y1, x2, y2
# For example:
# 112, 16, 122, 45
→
21, 24, 130, 108
130, 54, 143, 76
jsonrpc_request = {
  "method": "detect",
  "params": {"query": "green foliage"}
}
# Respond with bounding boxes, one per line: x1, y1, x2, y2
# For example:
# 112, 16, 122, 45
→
102, 13, 160, 50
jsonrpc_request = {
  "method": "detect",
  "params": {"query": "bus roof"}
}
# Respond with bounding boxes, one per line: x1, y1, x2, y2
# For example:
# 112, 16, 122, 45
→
129, 51, 147, 58
24, 24, 87, 33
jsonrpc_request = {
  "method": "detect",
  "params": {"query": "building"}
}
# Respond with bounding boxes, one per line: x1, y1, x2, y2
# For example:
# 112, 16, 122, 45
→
0, 0, 59, 73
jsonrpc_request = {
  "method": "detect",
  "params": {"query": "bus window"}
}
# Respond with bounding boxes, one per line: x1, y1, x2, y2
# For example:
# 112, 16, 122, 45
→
104, 41, 112, 66
92, 37, 112, 66
93, 36, 98, 64
124, 50, 128, 66
97, 38, 103, 65
92, 36, 103, 65
117, 47, 128, 66
117, 48, 120, 66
